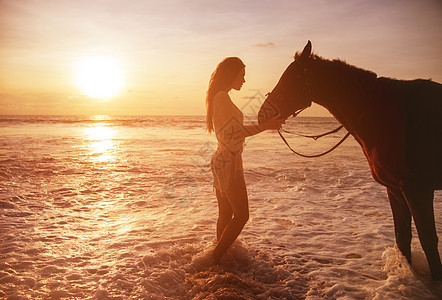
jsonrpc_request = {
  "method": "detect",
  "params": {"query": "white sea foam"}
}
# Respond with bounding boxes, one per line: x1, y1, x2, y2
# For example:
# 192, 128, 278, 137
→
0, 115, 441, 299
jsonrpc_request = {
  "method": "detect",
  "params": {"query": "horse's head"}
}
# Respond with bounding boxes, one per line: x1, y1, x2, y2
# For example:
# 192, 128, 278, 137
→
258, 40, 314, 125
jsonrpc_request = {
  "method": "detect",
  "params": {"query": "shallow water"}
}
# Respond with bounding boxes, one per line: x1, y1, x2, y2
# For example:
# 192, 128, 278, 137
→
1, 115, 441, 299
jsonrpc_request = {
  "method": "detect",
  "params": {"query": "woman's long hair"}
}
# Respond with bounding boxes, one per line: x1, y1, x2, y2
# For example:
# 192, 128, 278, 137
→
206, 57, 245, 133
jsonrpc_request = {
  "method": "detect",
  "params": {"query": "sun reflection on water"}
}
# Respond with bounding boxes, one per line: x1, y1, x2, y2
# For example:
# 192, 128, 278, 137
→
84, 122, 117, 163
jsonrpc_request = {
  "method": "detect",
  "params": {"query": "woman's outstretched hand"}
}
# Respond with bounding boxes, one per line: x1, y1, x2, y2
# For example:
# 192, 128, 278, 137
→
263, 113, 286, 130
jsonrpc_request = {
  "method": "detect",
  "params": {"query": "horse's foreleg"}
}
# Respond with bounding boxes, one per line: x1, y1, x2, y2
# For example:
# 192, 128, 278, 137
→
387, 187, 412, 263
402, 184, 442, 280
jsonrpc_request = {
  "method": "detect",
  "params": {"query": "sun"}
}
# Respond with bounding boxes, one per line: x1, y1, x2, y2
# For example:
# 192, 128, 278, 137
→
75, 56, 124, 98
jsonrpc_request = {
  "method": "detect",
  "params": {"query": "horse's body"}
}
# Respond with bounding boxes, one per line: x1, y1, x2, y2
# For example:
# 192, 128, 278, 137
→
258, 41, 442, 280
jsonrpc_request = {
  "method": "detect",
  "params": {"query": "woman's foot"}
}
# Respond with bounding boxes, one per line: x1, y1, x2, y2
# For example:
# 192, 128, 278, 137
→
191, 248, 216, 271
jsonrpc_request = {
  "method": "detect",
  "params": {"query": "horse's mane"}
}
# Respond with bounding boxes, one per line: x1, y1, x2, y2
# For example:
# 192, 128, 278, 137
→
295, 52, 378, 82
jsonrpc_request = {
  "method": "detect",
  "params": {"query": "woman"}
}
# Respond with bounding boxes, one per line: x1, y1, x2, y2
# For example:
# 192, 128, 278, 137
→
206, 57, 284, 262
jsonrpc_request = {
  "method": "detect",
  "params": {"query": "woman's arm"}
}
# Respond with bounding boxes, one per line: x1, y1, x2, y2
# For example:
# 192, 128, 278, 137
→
212, 91, 284, 138
242, 114, 284, 137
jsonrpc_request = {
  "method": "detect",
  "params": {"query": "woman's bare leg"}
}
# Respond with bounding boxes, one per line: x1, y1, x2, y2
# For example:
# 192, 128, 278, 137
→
213, 175, 249, 262
216, 189, 233, 240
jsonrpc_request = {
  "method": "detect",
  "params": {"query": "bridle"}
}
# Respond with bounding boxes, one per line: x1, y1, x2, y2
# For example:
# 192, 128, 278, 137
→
272, 66, 351, 158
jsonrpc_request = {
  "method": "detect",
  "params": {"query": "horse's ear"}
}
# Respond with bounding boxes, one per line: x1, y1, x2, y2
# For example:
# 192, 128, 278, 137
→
299, 40, 312, 61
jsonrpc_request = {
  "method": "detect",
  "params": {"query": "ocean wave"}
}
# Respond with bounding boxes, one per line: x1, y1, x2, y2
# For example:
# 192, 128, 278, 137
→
372, 246, 442, 299
0, 115, 207, 129
140, 241, 308, 299
1, 115, 441, 299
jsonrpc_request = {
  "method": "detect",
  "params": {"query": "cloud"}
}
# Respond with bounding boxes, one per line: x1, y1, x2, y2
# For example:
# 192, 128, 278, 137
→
252, 42, 275, 48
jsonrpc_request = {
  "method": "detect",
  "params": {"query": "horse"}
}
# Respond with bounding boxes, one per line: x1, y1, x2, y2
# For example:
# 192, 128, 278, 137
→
257, 41, 442, 280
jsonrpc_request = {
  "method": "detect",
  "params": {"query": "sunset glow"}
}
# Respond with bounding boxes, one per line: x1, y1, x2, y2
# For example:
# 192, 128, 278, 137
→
0, 0, 441, 116
1, 1, 442, 297
75, 57, 124, 99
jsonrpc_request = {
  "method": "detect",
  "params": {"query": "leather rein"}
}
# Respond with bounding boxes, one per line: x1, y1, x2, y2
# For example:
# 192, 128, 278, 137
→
278, 123, 351, 158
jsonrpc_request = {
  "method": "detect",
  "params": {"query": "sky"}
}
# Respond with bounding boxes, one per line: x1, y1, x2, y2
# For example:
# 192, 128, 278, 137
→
1, 0, 441, 116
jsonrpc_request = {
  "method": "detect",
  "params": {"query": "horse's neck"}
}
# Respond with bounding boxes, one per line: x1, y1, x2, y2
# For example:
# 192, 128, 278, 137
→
310, 59, 374, 136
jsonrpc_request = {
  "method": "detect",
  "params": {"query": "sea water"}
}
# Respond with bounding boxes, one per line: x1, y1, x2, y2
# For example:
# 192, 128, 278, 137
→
0, 115, 441, 299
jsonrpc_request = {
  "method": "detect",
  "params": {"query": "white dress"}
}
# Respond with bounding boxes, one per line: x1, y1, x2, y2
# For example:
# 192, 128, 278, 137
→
210, 100, 245, 194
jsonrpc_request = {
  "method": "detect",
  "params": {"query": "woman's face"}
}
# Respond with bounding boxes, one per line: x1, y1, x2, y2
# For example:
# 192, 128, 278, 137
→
231, 67, 245, 91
